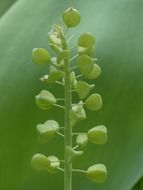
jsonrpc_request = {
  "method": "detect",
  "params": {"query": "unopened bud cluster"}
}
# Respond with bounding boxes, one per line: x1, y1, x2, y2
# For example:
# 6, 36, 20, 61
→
31, 7, 108, 187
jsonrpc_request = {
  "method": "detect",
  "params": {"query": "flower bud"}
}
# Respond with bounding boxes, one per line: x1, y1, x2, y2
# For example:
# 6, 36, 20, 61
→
48, 30, 62, 53
46, 156, 60, 173
85, 93, 102, 111
63, 7, 80, 28
87, 164, 107, 183
76, 134, 88, 148
77, 55, 93, 75
69, 101, 86, 127
32, 48, 51, 65
31, 153, 49, 171
35, 90, 57, 110
36, 120, 59, 143
85, 64, 101, 80
78, 32, 95, 55
87, 125, 107, 144
76, 80, 95, 99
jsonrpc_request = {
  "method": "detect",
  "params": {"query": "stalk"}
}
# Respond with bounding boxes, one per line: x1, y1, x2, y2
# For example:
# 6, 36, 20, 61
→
61, 31, 72, 190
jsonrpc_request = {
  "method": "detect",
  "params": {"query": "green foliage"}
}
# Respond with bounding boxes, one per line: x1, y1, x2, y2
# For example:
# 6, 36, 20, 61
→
0, 0, 16, 17
0, 0, 143, 190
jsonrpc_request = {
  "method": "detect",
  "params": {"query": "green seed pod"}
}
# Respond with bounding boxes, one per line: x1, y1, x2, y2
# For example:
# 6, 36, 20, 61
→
46, 156, 60, 173
85, 64, 101, 79
35, 90, 57, 110
63, 7, 80, 28
76, 134, 88, 148
87, 164, 107, 183
76, 80, 95, 99
69, 101, 86, 127
77, 55, 93, 75
87, 125, 107, 144
57, 50, 69, 67
32, 48, 51, 65
78, 32, 95, 55
85, 93, 102, 111
36, 120, 59, 143
31, 153, 49, 171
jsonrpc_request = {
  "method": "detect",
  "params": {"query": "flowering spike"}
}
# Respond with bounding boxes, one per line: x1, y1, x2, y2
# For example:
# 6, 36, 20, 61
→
31, 7, 108, 189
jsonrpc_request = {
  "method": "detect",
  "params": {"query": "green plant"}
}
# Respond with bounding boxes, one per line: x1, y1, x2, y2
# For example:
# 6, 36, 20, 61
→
31, 7, 108, 190
0, 1, 143, 190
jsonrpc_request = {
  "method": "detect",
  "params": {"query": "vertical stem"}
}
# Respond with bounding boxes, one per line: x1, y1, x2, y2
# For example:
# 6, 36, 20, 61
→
61, 30, 72, 190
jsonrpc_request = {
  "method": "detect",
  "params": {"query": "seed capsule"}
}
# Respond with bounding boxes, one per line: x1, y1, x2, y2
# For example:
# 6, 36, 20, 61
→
32, 48, 51, 65
87, 125, 107, 144
35, 90, 57, 110
85, 93, 102, 111
76, 80, 95, 99
63, 7, 80, 28
85, 64, 101, 79
76, 134, 88, 148
78, 32, 95, 55
46, 156, 60, 173
31, 153, 49, 171
87, 164, 107, 183
77, 55, 93, 75
36, 120, 59, 143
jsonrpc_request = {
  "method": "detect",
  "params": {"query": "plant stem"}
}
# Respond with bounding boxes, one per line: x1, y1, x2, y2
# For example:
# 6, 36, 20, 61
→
72, 169, 86, 173
61, 30, 72, 190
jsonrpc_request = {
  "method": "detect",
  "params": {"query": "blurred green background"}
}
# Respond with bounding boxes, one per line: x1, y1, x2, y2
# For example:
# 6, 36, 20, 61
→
0, 0, 143, 190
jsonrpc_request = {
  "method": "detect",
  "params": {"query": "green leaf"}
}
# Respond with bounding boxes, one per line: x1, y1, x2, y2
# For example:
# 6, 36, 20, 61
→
131, 178, 143, 190
0, 0, 17, 17
0, 0, 143, 190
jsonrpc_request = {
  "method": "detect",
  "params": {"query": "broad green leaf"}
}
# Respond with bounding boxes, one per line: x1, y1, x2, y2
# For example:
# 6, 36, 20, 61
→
0, 0, 143, 190
0, 0, 17, 17
131, 178, 143, 190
